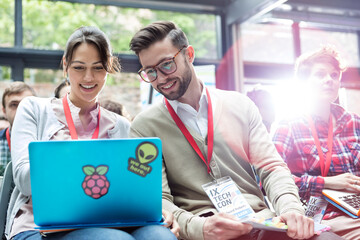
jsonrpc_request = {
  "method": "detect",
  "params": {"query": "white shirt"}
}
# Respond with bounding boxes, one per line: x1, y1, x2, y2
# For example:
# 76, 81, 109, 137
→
167, 86, 214, 138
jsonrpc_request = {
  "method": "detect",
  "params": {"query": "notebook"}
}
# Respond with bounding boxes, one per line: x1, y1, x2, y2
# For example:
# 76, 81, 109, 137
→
322, 189, 360, 218
28, 138, 163, 231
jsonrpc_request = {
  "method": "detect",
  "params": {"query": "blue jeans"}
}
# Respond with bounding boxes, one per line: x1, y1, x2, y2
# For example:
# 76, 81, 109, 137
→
12, 226, 176, 240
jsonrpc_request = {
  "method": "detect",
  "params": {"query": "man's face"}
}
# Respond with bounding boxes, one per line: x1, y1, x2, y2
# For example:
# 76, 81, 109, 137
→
138, 38, 192, 100
2, 90, 34, 127
307, 62, 341, 104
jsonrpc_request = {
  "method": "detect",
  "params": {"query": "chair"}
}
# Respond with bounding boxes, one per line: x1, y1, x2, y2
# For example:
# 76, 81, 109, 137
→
0, 162, 14, 240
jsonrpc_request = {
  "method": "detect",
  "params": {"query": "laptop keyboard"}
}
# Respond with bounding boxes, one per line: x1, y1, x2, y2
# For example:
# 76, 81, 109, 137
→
339, 194, 360, 209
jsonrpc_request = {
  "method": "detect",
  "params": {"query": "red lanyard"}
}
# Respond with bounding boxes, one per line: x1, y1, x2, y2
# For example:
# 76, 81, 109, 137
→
62, 95, 100, 140
308, 115, 333, 177
5, 127, 11, 151
164, 88, 214, 174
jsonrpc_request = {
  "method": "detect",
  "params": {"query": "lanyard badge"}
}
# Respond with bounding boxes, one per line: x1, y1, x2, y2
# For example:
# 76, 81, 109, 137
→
305, 196, 328, 223
202, 176, 255, 221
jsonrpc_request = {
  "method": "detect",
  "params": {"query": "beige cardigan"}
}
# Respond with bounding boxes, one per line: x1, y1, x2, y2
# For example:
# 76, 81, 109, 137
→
130, 88, 303, 240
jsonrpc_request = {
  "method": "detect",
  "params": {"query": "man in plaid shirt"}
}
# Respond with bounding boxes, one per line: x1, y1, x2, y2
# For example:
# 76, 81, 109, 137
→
0, 82, 35, 176
273, 45, 360, 239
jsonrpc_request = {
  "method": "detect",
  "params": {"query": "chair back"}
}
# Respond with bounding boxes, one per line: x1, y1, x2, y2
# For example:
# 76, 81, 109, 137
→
0, 162, 14, 240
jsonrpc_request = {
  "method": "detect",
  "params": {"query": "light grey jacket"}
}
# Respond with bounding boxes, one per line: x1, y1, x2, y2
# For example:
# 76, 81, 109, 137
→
5, 96, 130, 239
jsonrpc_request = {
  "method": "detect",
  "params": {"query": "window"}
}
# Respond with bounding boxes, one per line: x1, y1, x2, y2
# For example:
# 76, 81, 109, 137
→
0, 0, 14, 47
241, 22, 294, 64
23, 1, 217, 59
301, 28, 359, 67
24, 68, 63, 84
0, 66, 12, 81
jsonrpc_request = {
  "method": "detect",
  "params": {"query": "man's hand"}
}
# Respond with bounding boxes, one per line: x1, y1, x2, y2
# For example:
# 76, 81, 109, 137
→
162, 209, 180, 238
324, 173, 360, 192
203, 212, 252, 240
277, 212, 314, 239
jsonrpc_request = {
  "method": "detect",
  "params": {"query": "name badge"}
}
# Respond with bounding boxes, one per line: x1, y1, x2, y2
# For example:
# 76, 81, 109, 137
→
305, 196, 328, 223
202, 176, 255, 221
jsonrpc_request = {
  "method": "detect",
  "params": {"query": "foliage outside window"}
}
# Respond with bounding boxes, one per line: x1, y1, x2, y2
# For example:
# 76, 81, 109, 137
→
0, 0, 14, 47
22, 0, 217, 59
24, 68, 64, 84
0, 66, 12, 81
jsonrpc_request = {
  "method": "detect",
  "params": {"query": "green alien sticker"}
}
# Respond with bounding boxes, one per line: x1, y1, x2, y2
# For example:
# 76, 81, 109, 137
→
128, 142, 158, 177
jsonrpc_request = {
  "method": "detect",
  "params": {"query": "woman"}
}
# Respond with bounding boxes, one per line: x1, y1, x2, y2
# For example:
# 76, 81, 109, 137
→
273, 45, 360, 239
7, 26, 179, 240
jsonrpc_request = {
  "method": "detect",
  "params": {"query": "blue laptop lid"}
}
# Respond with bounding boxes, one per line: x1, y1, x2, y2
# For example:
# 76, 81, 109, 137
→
29, 138, 162, 229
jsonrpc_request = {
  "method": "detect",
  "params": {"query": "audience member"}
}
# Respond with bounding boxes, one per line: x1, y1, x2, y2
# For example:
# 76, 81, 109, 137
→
129, 21, 340, 240
54, 78, 71, 98
0, 82, 36, 176
6, 26, 178, 240
273, 45, 360, 239
247, 85, 276, 133
101, 99, 132, 121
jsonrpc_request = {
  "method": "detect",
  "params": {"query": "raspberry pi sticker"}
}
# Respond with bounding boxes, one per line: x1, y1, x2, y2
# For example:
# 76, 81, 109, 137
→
128, 142, 158, 177
82, 165, 110, 199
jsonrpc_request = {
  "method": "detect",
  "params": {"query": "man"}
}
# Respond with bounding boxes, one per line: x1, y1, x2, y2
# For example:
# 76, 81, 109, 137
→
273, 46, 360, 239
0, 82, 36, 175
129, 21, 338, 240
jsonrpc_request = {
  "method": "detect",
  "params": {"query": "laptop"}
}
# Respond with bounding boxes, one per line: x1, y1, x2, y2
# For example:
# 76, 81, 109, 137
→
29, 138, 163, 231
322, 189, 360, 218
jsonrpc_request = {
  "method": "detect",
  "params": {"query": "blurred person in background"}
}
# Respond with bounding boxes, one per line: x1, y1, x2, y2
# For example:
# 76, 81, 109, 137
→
54, 78, 71, 98
247, 85, 276, 133
100, 99, 132, 121
0, 82, 36, 176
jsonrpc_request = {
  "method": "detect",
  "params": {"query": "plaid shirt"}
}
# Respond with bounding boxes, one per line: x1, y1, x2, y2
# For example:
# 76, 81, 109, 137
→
272, 104, 360, 219
0, 127, 11, 176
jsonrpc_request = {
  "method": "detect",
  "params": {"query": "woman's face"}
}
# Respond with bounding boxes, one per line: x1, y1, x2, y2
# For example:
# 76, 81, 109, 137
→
307, 62, 341, 105
64, 42, 108, 107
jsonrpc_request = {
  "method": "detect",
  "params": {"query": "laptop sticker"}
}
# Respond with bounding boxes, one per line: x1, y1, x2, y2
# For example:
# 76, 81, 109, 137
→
82, 165, 110, 199
128, 142, 158, 177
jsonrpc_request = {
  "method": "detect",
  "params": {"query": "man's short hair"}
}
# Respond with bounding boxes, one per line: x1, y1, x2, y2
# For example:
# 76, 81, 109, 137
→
2, 81, 36, 108
101, 99, 132, 121
295, 45, 347, 81
129, 21, 189, 55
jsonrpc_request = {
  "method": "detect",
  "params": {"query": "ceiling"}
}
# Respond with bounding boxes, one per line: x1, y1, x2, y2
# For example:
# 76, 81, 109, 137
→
64, 0, 360, 29
266, 0, 360, 30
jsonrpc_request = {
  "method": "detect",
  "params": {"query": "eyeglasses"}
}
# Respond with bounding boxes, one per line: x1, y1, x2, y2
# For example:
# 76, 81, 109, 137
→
138, 46, 187, 83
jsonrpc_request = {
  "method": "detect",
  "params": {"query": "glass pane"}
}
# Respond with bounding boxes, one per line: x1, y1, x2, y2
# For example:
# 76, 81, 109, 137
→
24, 68, 63, 84
241, 22, 294, 64
23, 1, 217, 59
300, 28, 359, 67
0, 0, 14, 47
0, 66, 12, 81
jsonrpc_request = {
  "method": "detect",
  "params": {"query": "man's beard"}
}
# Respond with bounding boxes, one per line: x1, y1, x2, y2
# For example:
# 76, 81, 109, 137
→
157, 65, 192, 101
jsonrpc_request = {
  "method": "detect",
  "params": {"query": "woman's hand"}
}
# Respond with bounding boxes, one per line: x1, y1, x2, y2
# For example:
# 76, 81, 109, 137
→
324, 173, 360, 192
162, 209, 180, 238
